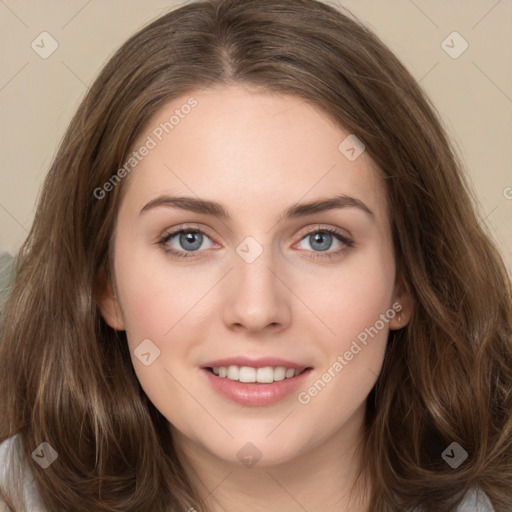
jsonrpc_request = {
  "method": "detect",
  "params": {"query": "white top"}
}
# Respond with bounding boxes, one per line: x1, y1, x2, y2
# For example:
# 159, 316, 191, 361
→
0, 436, 46, 511
0, 435, 497, 511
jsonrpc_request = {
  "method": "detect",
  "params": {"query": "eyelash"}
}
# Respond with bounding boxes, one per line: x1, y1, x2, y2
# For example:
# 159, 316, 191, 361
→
156, 225, 354, 260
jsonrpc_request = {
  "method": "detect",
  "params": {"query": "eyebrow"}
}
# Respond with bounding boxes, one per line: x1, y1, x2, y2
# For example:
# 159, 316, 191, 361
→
139, 194, 374, 221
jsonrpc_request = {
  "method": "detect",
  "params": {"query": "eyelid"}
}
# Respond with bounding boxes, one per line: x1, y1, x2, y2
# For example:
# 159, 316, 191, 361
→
158, 223, 350, 243
297, 223, 352, 240
158, 223, 218, 242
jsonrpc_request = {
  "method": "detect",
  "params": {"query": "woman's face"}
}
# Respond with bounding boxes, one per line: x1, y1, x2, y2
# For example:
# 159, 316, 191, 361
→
100, 84, 409, 466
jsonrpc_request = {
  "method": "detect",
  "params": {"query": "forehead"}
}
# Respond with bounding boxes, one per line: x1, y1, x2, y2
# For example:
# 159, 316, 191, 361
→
120, 85, 388, 224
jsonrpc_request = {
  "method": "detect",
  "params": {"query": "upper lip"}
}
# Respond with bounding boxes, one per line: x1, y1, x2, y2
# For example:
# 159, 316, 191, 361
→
201, 356, 311, 370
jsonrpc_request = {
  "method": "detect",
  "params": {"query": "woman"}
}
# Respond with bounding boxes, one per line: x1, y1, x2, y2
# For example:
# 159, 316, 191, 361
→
1, 0, 511, 510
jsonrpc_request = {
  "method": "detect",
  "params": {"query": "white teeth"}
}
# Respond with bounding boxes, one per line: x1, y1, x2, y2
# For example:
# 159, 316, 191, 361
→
239, 366, 256, 383
210, 365, 305, 383
227, 365, 239, 380
256, 367, 274, 383
285, 368, 295, 378
273, 367, 286, 381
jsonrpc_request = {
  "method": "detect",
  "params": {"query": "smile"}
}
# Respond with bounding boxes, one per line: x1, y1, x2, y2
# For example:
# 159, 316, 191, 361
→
201, 363, 313, 406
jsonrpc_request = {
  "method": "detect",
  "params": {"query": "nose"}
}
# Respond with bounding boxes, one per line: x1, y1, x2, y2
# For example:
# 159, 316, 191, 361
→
222, 245, 292, 335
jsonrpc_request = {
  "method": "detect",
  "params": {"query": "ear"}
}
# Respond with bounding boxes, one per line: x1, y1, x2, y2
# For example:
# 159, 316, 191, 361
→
96, 277, 126, 331
389, 272, 413, 330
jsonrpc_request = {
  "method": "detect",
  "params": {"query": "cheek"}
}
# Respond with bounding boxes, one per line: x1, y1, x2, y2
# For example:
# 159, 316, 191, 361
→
306, 244, 395, 347
113, 249, 204, 424
295, 246, 395, 406
115, 243, 207, 343
113, 245, 216, 409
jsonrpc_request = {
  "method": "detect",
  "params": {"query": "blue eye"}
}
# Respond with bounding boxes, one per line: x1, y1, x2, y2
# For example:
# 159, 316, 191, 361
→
157, 229, 215, 258
296, 227, 353, 259
157, 226, 353, 260
301, 231, 337, 251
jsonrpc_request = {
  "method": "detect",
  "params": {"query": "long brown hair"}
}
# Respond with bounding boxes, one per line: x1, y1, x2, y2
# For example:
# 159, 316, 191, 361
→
1, 0, 511, 510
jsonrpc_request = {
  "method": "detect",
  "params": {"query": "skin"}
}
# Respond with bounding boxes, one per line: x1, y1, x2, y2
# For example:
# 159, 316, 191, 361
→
99, 84, 412, 511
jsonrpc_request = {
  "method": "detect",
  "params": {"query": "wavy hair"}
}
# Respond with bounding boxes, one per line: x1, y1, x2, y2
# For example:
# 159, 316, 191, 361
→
1, 0, 511, 510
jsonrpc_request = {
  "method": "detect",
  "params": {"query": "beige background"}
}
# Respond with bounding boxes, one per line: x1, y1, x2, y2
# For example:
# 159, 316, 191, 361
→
0, 0, 511, 273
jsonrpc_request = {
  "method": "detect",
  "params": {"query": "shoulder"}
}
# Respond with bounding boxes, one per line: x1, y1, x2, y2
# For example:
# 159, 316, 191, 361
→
456, 488, 496, 512
0, 435, 47, 511
404, 487, 496, 512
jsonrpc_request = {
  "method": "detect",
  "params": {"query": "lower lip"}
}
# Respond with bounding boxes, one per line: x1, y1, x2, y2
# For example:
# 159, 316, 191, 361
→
201, 368, 313, 407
